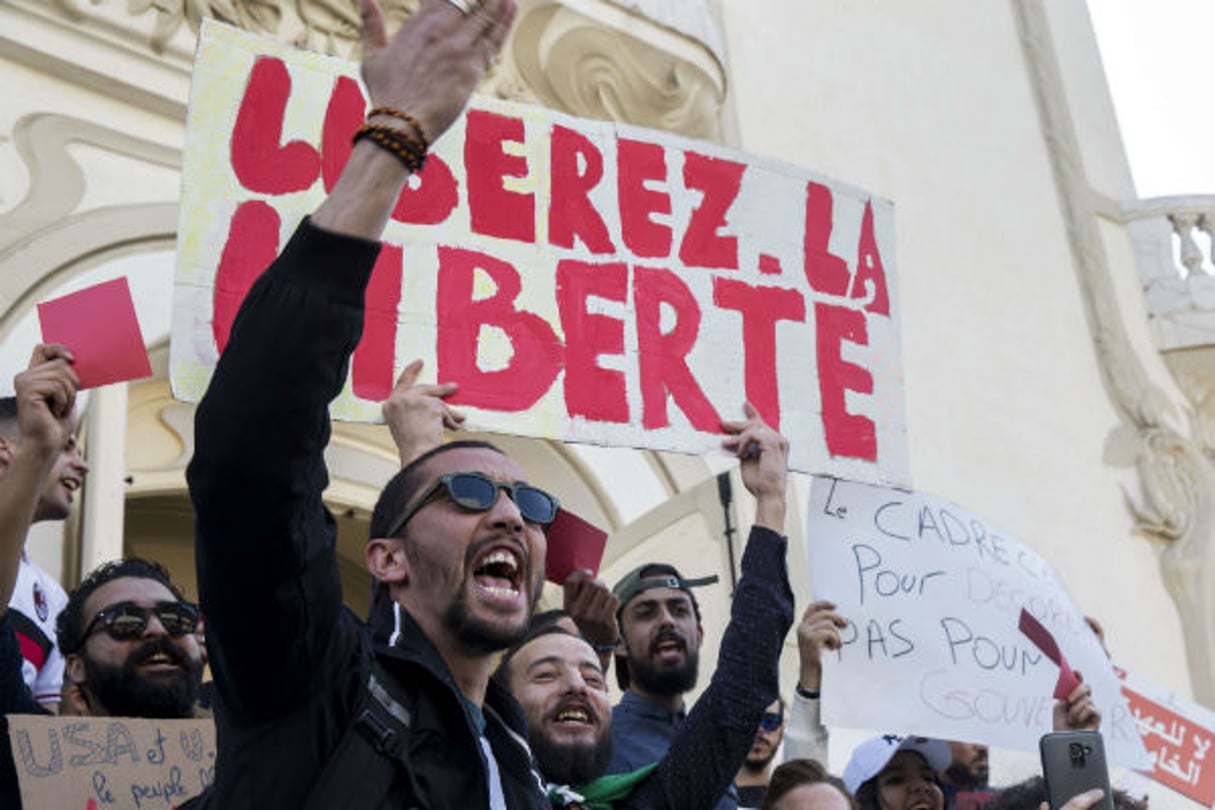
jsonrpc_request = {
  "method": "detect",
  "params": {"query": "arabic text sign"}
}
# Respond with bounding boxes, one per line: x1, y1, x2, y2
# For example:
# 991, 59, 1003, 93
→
171, 21, 908, 484
7, 714, 216, 810
805, 477, 1150, 768
1116, 666, 1215, 804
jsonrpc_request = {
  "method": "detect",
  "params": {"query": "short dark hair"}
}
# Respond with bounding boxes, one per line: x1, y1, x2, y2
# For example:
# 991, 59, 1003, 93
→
764, 759, 855, 810
491, 613, 590, 690
56, 557, 189, 655
368, 440, 503, 540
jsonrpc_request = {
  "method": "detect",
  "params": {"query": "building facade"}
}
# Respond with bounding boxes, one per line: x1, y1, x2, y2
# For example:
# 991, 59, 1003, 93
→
1, 0, 1212, 803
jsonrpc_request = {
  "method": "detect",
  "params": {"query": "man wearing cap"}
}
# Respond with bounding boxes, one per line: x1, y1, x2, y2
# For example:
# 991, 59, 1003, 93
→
495, 408, 794, 807
603, 416, 794, 810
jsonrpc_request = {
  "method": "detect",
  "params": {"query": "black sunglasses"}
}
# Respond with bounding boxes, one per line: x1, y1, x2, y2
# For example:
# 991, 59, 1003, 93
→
759, 711, 784, 731
386, 472, 561, 537
80, 600, 201, 649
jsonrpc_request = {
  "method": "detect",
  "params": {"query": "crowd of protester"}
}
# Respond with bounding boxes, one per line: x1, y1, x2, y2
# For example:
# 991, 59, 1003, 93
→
0, 0, 1141, 808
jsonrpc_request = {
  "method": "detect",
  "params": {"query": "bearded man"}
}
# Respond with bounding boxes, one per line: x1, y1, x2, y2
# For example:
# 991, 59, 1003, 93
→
734, 698, 787, 808
54, 558, 204, 719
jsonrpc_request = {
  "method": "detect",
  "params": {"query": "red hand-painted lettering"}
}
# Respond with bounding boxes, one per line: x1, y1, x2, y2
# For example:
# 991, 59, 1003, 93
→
213, 200, 280, 353
815, 302, 877, 460
680, 152, 744, 270
618, 140, 673, 259
803, 182, 850, 296
557, 260, 629, 422
850, 200, 890, 316
713, 278, 806, 430
549, 125, 614, 254
230, 57, 320, 194
634, 267, 720, 431
436, 248, 562, 409
465, 110, 534, 243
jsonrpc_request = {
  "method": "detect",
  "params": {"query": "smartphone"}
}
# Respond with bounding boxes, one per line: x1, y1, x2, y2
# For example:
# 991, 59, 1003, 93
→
1039, 731, 1115, 810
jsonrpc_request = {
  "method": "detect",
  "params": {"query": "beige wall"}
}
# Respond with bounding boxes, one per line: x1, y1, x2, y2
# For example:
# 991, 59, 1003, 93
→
3, 0, 1212, 805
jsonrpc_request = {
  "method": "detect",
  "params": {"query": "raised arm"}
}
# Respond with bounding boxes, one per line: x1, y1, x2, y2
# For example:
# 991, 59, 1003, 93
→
187, 0, 515, 722
633, 404, 796, 808
314, 0, 515, 239
0, 345, 77, 610
784, 600, 848, 763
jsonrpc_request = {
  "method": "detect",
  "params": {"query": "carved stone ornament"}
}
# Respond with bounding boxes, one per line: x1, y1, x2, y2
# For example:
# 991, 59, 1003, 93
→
510, 0, 727, 139
1013, 0, 1215, 703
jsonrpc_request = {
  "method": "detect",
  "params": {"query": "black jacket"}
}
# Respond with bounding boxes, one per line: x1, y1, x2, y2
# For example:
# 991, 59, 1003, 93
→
188, 219, 548, 809
0, 612, 51, 809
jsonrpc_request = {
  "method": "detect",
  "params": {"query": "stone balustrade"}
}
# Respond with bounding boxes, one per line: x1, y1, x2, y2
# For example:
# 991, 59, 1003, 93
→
1124, 196, 1215, 353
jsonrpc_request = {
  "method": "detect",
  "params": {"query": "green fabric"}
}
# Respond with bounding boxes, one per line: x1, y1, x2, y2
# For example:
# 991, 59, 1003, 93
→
549, 763, 659, 809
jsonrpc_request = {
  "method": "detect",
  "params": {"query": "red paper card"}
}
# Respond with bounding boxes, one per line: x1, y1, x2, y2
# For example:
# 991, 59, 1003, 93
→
37, 277, 152, 389
545, 508, 609, 584
1019, 608, 1082, 700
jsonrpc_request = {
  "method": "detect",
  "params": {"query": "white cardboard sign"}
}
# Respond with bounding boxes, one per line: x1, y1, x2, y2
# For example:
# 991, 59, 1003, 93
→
171, 21, 909, 485
805, 476, 1151, 768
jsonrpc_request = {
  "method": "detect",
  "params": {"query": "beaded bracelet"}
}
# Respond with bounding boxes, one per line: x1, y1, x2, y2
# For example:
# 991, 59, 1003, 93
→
353, 124, 426, 173
367, 106, 429, 154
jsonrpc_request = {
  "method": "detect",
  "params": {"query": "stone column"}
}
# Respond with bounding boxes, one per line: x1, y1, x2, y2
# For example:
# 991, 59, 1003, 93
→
80, 384, 129, 576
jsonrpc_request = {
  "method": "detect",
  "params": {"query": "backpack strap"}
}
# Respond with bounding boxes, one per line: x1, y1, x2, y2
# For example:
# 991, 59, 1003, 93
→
304, 660, 425, 810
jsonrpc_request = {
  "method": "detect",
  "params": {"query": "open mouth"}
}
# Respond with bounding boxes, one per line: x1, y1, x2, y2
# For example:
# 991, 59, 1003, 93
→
137, 650, 182, 672
551, 699, 596, 728
472, 547, 523, 599
651, 631, 686, 660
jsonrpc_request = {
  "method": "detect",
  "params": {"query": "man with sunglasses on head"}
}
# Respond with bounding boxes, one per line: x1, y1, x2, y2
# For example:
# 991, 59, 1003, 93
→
185, 0, 551, 807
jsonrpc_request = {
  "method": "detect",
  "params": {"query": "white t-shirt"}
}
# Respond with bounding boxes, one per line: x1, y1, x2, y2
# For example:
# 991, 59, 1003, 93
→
8, 553, 69, 706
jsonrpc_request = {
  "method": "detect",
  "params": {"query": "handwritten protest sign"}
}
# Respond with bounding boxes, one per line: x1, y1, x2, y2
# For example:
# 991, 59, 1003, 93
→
171, 21, 909, 485
1116, 665, 1215, 803
805, 476, 1150, 768
7, 714, 215, 810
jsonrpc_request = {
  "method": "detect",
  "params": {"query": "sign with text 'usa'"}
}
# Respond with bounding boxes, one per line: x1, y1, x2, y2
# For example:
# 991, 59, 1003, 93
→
173, 21, 908, 484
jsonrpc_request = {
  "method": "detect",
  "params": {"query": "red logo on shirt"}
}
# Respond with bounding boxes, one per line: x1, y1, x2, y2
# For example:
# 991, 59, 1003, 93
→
33, 582, 48, 622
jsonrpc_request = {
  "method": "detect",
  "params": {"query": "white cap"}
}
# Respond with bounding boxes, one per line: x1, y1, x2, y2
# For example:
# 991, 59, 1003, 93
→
842, 734, 951, 794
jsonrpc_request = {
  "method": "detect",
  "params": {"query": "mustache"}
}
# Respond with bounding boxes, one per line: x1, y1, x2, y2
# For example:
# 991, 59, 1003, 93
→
647, 629, 687, 656
547, 695, 600, 725
465, 534, 529, 572
126, 637, 190, 670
